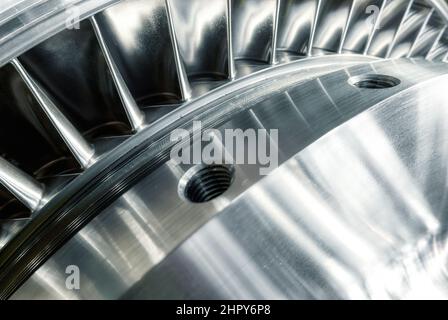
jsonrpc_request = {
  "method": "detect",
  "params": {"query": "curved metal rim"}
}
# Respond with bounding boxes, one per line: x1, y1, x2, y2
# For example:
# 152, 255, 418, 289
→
0, 0, 447, 68
0, 55, 377, 299
0, 0, 122, 67
0, 0, 447, 300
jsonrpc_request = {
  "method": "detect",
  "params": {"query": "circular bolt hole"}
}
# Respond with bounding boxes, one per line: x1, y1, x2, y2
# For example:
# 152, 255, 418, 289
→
179, 164, 235, 203
348, 74, 401, 89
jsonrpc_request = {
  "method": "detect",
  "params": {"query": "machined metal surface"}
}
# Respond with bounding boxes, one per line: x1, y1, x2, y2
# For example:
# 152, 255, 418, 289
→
11, 58, 448, 299
1, 0, 448, 300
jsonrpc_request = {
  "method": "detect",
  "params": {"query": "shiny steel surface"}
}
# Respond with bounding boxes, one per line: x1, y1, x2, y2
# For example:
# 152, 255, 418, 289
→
168, 0, 229, 80
12, 20, 131, 138
0, 0, 121, 67
90, 16, 146, 132
232, 0, 276, 63
343, 0, 384, 54
427, 25, 448, 60
2, 0, 448, 300
367, 0, 412, 57
125, 78, 448, 298
277, 0, 319, 57
0, 157, 43, 211
0, 54, 376, 298
11, 58, 97, 169
388, 1, 432, 58
410, 7, 446, 58
94, 0, 184, 104
11, 59, 448, 299
312, 0, 353, 54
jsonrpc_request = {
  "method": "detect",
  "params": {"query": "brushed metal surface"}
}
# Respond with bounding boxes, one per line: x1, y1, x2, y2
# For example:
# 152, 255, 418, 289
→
409, 7, 446, 58
367, 0, 412, 57
168, 0, 229, 80
126, 76, 448, 298
388, 1, 432, 58
232, 0, 276, 63
11, 59, 448, 299
277, 0, 319, 57
2, 0, 448, 300
342, 0, 384, 54
312, 0, 353, 54
93, 0, 183, 105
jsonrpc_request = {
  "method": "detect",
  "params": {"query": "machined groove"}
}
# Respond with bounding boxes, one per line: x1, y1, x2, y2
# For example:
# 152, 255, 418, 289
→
226, 0, 236, 79
363, 0, 387, 55
90, 15, 145, 132
0, 55, 379, 299
342, 0, 383, 54
0, 157, 44, 212
165, 0, 230, 89
367, 0, 408, 57
385, 0, 415, 59
165, 0, 192, 101
426, 25, 447, 59
443, 50, 448, 61
429, 27, 448, 60
408, 8, 435, 58
10, 58, 96, 169
338, 0, 356, 54
271, 0, 281, 64
312, 0, 353, 55
386, 0, 414, 59
232, 0, 277, 64
276, 0, 321, 58
388, 2, 432, 59
308, 0, 322, 56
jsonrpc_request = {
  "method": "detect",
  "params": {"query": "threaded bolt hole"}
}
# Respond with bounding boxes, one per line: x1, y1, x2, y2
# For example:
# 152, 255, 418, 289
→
348, 74, 401, 89
179, 165, 235, 203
